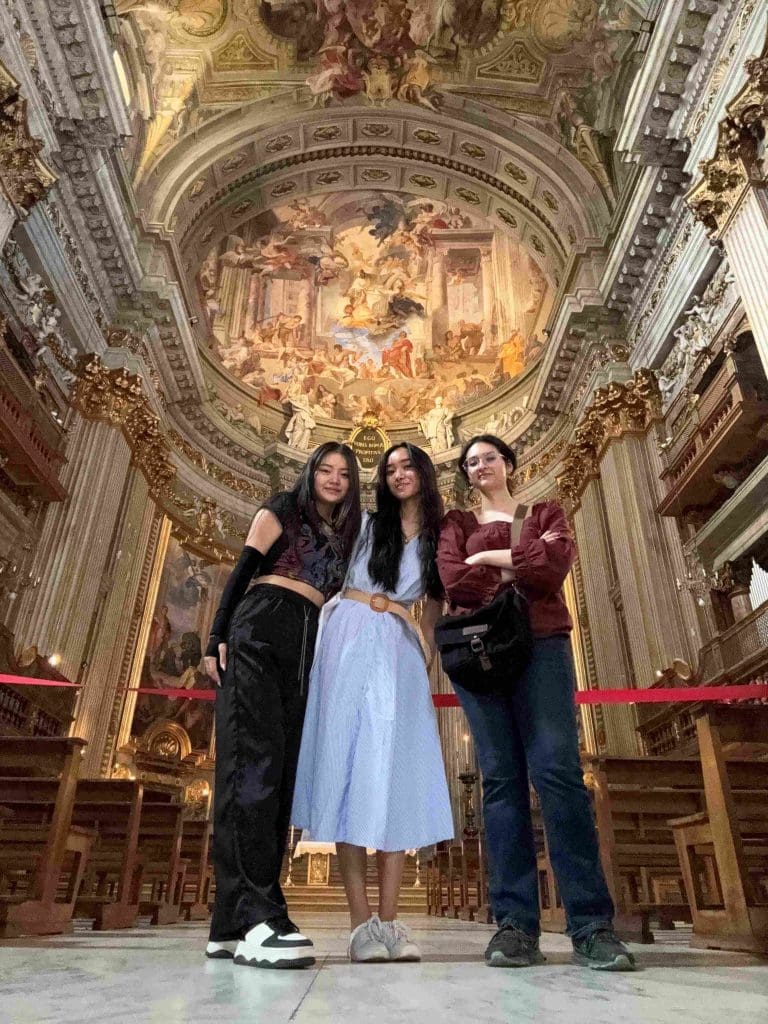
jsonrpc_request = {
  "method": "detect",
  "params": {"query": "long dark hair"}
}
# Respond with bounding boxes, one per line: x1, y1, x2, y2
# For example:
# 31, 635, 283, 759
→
367, 442, 443, 599
458, 434, 517, 492
292, 442, 362, 560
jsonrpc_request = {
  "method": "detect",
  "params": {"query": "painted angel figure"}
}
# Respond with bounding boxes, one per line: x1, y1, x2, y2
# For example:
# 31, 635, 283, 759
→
306, 44, 364, 106
396, 50, 439, 111
363, 54, 395, 105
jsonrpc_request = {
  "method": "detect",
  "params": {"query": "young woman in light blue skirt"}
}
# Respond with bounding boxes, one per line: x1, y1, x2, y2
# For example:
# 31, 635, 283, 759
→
291, 442, 454, 963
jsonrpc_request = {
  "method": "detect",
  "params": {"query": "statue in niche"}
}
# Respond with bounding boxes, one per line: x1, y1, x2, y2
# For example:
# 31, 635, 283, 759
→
420, 396, 455, 453
213, 399, 262, 438
554, 88, 613, 200
285, 397, 317, 450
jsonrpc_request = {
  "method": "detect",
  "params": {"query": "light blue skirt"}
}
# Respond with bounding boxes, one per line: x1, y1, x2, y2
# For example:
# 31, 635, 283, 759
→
291, 599, 455, 851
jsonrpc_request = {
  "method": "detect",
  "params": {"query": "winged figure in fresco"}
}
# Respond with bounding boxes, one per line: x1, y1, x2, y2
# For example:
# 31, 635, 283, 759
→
176, 549, 213, 603
301, 237, 350, 285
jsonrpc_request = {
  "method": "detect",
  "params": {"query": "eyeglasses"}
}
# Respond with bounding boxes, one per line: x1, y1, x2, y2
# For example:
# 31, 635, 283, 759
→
463, 452, 504, 472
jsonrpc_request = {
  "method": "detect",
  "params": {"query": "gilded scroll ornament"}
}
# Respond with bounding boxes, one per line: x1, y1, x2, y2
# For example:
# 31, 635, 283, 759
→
71, 357, 175, 498
686, 43, 768, 239
0, 61, 56, 212
556, 370, 662, 512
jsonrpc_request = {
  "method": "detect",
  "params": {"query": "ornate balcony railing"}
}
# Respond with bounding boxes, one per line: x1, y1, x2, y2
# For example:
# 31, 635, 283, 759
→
657, 351, 768, 519
638, 600, 768, 756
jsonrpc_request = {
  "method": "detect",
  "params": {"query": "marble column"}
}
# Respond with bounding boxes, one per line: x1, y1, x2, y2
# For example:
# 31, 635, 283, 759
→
71, 470, 162, 777
480, 249, 495, 352
598, 431, 703, 687
428, 248, 447, 351
572, 481, 641, 756
719, 187, 768, 377
686, 42, 768, 378
13, 414, 134, 685
562, 560, 602, 756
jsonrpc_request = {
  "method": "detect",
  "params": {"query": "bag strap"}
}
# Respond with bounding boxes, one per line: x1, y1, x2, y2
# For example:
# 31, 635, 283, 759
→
510, 504, 528, 547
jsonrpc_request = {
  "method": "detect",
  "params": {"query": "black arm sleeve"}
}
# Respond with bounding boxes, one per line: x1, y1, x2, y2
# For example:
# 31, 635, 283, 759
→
204, 545, 263, 657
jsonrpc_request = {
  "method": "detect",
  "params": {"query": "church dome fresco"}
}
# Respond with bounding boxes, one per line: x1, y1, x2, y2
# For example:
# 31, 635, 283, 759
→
197, 189, 552, 430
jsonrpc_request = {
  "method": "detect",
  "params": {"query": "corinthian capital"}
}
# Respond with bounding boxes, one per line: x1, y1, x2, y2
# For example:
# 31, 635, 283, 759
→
686, 39, 768, 239
0, 62, 56, 213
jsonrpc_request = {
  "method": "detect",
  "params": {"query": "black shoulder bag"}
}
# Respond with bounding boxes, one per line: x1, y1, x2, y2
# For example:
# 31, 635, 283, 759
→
434, 587, 532, 693
435, 505, 532, 693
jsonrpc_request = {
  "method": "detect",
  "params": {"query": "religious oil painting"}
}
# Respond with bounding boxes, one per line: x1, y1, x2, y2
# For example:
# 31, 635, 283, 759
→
198, 190, 552, 428
130, 537, 229, 754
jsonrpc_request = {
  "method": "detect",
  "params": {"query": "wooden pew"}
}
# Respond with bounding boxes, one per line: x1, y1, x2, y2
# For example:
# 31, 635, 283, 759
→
425, 846, 440, 915
538, 829, 565, 932
179, 818, 212, 921
0, 737, 92, 936
427, 840, 462, 917
456, 834, 492, 924
581, 756, 708, 943
72, 779, 145, 930
671, 706, 768, 953
136, 799, 186, 925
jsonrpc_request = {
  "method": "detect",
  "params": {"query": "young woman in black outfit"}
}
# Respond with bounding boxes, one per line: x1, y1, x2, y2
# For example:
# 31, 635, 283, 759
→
203, 442, 361, 969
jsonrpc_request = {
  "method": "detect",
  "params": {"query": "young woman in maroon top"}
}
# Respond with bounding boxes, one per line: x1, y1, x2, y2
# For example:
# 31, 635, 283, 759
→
203, 442, 361, 969
437, 434, 635, 972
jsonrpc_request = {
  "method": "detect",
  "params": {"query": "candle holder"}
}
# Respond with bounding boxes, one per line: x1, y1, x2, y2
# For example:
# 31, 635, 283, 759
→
458, 769, 479, 837
412, 851, 422, 888
284, 827, 296, 887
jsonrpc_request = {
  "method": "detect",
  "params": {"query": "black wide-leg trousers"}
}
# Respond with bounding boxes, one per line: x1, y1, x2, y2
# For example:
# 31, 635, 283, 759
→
209, 584, 318, 941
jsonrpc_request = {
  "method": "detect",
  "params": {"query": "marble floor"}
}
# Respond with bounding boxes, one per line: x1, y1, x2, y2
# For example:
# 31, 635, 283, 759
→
1, 914, 767, 1024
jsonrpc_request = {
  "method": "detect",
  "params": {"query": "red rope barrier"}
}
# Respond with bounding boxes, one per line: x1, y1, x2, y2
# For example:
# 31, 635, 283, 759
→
3, 673, 768, 707
435, 685, 768, 707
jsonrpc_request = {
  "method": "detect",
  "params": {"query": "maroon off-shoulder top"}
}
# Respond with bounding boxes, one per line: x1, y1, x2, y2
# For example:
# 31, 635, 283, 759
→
436, 500, 575, 637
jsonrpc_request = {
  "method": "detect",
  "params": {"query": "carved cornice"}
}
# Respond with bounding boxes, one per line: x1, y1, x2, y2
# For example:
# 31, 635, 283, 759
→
556, 369, 662, 513
183, 144, 567, 258
686, 44, 768, 239
70, 355, 248, 562
71, 356, 175, 499
0, 60, 56, 212
167, 427, 269, 503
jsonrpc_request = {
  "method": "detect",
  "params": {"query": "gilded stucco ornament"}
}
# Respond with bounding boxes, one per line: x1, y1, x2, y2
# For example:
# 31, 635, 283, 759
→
556, 371, 662, 512
0, 61, 56, 213
686, 44, 768, 239
71, 357, 176, 499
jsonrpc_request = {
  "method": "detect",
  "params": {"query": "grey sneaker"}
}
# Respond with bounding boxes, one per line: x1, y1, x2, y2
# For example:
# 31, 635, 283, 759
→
381, 919, 421, 962
348, 914, 390, 963
485, 924, 546, 967
572, 928, 636, 971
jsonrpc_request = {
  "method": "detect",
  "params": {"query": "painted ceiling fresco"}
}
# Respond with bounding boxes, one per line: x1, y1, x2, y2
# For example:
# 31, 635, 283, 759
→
198, 191, 551, 426
121, 1, 643, 192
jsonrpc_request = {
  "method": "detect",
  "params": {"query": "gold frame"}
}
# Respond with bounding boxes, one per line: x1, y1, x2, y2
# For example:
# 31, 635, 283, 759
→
114, 515, 172, 754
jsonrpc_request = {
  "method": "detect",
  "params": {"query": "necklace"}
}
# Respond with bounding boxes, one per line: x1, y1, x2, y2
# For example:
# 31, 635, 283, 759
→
401, 525, 420, 542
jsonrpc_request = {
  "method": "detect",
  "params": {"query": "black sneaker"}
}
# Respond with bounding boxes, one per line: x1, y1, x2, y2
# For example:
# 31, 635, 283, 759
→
572, 928, 636, 971
485, 924, 546, 967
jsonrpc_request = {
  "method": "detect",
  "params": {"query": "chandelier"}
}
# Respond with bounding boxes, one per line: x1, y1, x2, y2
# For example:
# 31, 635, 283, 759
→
0, 555, 41, 601
675, 555, 732, 606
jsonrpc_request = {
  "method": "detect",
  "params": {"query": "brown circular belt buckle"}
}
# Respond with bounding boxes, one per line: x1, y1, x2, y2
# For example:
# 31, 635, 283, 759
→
369, 593, 390, 613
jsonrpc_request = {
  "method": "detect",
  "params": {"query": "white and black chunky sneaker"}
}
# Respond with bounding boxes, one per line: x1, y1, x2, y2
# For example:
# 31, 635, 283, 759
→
205, 939, 239, 959
234, 918, 315, 970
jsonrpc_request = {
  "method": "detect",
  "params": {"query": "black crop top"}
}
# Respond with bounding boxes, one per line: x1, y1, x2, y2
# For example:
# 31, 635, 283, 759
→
259, 491, 348, 600
205, 491, 349, 657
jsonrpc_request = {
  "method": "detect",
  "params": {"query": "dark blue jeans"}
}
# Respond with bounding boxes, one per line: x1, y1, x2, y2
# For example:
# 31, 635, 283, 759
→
453, 634, 614, 941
